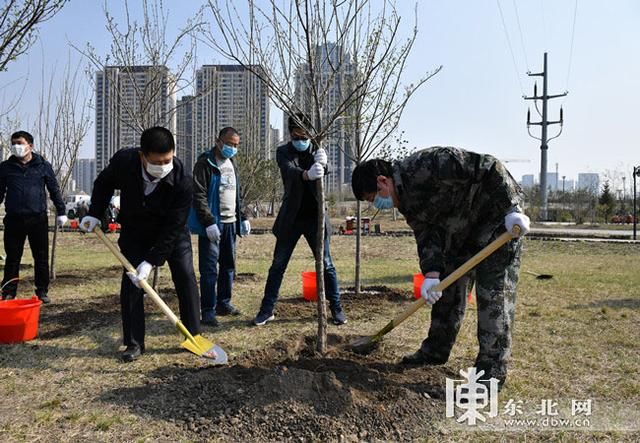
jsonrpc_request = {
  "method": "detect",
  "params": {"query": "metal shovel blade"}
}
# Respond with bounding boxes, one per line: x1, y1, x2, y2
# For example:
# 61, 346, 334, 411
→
181, 335, 228, 365
348, 334, 381, 355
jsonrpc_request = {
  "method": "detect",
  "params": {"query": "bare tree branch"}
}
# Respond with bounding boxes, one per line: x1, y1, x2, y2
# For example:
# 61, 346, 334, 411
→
0, 0, 67, 72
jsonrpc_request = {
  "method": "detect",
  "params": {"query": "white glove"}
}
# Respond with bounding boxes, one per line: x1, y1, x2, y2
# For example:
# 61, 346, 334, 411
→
80, 215, 101, 233
421, 277, 443, 305
206, 224, 221, 242
126, 261, 153, 288
504, 212, 530, 237
56, 215, 68, 227
313, 148, 328, 167
241, 220, 251, 235
307, 162, 324, 180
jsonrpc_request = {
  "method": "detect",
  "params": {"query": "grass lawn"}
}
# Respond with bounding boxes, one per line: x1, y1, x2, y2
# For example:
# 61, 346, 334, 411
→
0, 228, 639, 441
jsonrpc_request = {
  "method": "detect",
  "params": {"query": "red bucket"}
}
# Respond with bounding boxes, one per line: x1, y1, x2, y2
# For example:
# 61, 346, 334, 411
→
69, 219, 79, 230
302, 271, 317, 302
0, 296, 43, 343
413, 273, 474, 302
413, 273, 424, 299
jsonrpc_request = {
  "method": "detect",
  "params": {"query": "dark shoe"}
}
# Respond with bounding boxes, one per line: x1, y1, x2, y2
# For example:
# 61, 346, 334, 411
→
253, 311, 275, 326
217, 304, 241, 316
121, 345, 143, 362
37, 294, 50, 304
1, 293, 16, 301
400, 350, 447, 366
330, 307, 347, 325
202, 317, 219, 327
475, 364, 506, 392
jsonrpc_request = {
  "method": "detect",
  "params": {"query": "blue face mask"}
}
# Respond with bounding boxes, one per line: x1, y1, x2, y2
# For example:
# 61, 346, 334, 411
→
221, 144, 237, 159
292, 139, 310, 152
373, 194, 394, 210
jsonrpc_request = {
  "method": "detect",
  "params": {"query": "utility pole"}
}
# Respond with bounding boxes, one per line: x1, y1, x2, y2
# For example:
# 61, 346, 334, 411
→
525, 52, 567, 220
633, 165, 639, 240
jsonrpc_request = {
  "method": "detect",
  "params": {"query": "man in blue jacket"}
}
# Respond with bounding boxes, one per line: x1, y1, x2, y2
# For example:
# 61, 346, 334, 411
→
80, 127, 201, 362
0, 131, 67, 303
188, 127, 250, 327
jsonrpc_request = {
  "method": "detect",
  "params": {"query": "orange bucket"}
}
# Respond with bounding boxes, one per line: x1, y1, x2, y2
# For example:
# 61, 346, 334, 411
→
0, 296, 43, 343
413, 273, 473, 302
302, 271, 317, 302
70, 219, 79, 230
413, 273, 424, 299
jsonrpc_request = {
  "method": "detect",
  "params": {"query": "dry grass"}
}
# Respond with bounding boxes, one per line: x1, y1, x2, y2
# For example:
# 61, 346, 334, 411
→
0, 228, 639, 441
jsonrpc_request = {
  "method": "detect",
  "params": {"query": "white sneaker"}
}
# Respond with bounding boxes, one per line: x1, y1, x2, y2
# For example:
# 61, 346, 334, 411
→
253, 313, 275, 326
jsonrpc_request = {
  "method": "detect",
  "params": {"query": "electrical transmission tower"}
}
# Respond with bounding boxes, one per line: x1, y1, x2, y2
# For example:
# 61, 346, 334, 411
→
525, 52, 567, 220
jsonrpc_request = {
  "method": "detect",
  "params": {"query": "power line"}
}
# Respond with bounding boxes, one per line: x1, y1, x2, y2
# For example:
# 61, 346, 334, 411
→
512, 0, 529, 71
496, 0, 525, 96
564, 0, 578, 100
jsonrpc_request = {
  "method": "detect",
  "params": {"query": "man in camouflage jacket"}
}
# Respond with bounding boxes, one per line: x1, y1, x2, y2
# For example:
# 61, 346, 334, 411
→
351, 147, 531, 389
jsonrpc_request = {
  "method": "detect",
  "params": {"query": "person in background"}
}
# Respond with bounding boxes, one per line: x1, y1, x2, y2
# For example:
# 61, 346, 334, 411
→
0, 130, 67, 303
188, 127, 250, 327
253, 114, 347, 327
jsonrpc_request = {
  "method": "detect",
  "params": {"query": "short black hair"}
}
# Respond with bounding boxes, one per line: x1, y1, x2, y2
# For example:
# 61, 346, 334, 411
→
288, 113, 312, 133
218, 127, 239, 139
140, 127, 175, 154
351, 159, 393, 200
11, 131, 34, 145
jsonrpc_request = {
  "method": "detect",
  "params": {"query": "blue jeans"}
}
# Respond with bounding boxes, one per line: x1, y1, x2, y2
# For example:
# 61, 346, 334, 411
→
259, 218, 341, 314
198, 222, 236, 319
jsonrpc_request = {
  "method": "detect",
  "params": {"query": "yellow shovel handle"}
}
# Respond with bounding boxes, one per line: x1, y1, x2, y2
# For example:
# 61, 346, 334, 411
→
386, 225, 521, 331
94, 229, 180, 325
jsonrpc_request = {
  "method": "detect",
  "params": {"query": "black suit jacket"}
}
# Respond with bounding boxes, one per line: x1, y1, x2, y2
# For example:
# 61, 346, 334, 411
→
89, 148, 192, 266
272, 142, 330, 239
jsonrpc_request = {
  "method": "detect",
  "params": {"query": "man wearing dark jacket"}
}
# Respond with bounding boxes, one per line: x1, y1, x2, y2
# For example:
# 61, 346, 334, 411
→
351, 147, 531, 389
80, 127, 201, 362
253, 115, 346, 326
0, 131, 68, 303
188, 127, 250, 326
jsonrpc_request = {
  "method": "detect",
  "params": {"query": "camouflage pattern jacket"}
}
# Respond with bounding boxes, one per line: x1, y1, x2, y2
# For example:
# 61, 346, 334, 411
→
393, 147, 524, 274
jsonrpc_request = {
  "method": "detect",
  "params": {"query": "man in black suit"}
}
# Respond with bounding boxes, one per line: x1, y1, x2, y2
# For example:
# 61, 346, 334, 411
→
253, 114, 347, 326
80, 127, 201, 362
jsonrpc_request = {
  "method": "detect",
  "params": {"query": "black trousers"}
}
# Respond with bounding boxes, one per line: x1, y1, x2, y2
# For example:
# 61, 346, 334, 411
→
2, 213, 49, 297
118, 228, 201, 349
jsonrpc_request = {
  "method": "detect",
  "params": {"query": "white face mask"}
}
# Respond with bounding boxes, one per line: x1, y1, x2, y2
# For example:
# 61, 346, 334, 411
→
145, 161, 173, 179
11, 144, 29, 158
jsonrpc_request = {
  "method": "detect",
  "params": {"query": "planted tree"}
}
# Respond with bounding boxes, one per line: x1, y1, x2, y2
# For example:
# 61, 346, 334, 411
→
36, 57, 92, 279
204, 0, 439, 352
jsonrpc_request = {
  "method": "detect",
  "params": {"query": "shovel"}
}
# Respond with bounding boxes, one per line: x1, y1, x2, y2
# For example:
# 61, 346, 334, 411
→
522, 270, 553, 280
350, 225, 522, 354
94, 228, 227, 364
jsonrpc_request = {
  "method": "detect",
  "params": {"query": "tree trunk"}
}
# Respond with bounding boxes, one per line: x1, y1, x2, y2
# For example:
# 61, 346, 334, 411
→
49, 223, 58, 280
315, 172, 328, 354
355, 199, 361, 295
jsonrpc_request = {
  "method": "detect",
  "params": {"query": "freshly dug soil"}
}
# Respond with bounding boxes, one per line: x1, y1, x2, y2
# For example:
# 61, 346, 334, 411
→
275, 285, 413, 323
102, 334, 454, 442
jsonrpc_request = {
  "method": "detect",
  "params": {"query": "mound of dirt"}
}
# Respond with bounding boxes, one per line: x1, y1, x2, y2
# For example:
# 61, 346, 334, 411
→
102, 334, 454, 441
274, 286, 412, 322
342, 285, 413, 303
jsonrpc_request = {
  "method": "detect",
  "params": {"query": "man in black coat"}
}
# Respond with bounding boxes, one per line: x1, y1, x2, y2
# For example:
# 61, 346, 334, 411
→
80, 127, 201, 362
0, 130, 68, 303
253, 115, 346, 326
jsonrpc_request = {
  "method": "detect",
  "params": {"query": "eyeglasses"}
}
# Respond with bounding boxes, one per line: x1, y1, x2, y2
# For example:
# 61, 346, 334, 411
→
292, 136, 309, 141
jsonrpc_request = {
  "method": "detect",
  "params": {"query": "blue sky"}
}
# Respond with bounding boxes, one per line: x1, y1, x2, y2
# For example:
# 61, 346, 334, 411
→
1, 1, 639, 192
